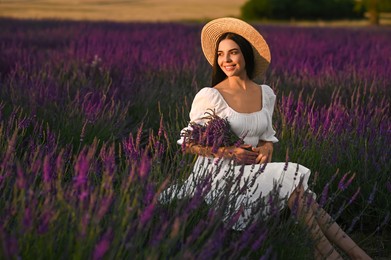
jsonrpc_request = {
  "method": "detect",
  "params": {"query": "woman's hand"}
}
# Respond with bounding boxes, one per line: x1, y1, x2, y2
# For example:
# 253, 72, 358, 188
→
222, 144, 258, 165
187, 143, 259, 165
252, 141, 273, 164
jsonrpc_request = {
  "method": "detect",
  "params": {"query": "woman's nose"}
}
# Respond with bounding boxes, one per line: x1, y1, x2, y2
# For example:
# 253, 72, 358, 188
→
224, 54, 232, 62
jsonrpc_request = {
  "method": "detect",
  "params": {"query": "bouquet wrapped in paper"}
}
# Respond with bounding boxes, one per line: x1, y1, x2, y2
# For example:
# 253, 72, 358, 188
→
181, 109, 245, 153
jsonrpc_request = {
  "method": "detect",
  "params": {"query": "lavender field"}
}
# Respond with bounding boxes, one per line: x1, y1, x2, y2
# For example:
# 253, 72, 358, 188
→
0, 18, 390, 259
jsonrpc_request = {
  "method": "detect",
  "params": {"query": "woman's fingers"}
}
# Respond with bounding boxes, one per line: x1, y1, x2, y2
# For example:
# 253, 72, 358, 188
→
227, 145, 273, 164
232, 146, 258, 164
253, 146, 272, 163
239, 144, 253, 151
256, 153, 267, 164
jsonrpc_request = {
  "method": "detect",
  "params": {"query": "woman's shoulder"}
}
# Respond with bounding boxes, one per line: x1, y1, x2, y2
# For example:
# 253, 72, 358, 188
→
190, 87, 225, 120
260, 84, 276, 97
193, 87, 219, 100
260, 84, 274, 94
191, 87, 221, 107
196, 86, 218, 94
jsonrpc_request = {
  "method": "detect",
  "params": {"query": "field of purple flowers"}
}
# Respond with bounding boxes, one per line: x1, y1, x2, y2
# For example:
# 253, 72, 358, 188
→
0, 18, 390, 259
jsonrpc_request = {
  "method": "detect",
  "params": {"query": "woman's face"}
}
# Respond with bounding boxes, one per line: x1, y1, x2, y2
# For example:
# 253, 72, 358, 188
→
217, 39, 247, 78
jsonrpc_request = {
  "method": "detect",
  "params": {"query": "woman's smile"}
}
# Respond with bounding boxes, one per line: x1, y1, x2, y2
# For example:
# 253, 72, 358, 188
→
224, 65, 236, 71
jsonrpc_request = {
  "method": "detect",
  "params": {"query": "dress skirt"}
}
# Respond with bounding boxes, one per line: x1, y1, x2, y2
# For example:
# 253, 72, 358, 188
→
159, 156, 314, 230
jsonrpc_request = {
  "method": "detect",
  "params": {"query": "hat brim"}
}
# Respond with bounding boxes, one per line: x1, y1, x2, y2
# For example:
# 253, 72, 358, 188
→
201, 17, 271, 78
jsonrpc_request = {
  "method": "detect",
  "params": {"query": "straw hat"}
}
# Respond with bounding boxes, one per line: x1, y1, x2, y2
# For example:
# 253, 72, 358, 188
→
201, 17, 271, 77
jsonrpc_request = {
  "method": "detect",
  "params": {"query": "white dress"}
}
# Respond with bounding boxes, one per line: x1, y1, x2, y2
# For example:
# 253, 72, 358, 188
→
160, 85, 313, 230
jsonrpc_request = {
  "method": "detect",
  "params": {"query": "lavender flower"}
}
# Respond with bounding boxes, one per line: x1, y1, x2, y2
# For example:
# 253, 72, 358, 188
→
16, 163, 26, 190
337, 173, 348, 191
338, 172, 356, 191
23, 207, 32, 231
43, 154, 52, 190
181, 109, 244, 153
347, 214, 362, 234
319, 183, 329, 208
1, 232, 18, 259
139, 203, 155, 227
139, 153, 151, 179
367, 182, 377, 204
375, 211, 390, 233
93, 228, 113, 260
38, 209, 53, 234
95, 195, 114, 223
74, 153, 89, 188
348, 187, 361, 205
260, 246, 274, 260
251, 228, 268, 251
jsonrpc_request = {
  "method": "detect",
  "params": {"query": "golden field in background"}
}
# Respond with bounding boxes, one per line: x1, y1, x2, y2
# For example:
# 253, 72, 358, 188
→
0, 0, 390, 25
0, 0, 247, 22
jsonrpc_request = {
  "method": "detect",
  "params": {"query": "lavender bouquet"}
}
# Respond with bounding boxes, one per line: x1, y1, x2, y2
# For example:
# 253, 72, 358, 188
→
181, 109, 245, 153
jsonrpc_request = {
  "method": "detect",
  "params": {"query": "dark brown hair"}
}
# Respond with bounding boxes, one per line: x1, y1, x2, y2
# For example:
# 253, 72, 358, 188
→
211, 32, 255, 86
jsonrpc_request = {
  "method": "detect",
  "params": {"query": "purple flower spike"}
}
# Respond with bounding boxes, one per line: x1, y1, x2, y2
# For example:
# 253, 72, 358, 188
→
338, 173, 356, 191
1, 233, 19, 259
344, 173, 356, 189
79, 191, 89, 202
367, 183, 377, 204
337, 173, 348, 191
158, 116, 164, 137
23, 207, 32, 231
347, 215, 361, 234
139, 153, 151, 179
348, 187, 361, 205
93, 228, 113, 260
16, 163, 26, 190
260, 246, 273, 260
43, 154, 52, 190
139, 203, 155, 227
81, 213, 91, 237
251, 229, 268, 251
319, 184, 329, 207
74, 152, 89, 188
38, 209, 53, 234
96, 195, 114, 223
375, 212, 390, 233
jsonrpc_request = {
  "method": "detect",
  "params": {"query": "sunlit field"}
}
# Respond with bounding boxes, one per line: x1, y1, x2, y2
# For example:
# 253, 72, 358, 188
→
1, 0, 391, 26
0, 18, 390, 259
0, 0, 246, 22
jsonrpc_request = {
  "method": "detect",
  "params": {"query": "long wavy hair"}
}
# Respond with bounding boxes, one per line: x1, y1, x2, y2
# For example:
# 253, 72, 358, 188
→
211, 32, 255, 87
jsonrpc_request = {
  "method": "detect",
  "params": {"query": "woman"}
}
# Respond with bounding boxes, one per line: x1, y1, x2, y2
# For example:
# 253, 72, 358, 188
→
161, 17, 371, 259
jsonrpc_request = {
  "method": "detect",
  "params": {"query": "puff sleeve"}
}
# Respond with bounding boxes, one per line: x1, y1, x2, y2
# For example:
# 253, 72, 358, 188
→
177, 88, 220, 145
259, 85, 279, 143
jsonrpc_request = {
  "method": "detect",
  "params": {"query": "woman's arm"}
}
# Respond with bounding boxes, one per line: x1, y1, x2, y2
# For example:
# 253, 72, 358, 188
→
252, 140, 274, 163
184, 143, 259, 165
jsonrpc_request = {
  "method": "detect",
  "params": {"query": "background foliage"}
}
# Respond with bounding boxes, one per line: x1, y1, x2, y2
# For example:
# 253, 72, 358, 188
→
241, 0, 391, 21
241, 0, 364, 20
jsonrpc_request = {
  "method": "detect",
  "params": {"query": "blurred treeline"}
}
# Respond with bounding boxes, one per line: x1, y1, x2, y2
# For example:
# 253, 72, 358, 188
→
241, 0, 391, 23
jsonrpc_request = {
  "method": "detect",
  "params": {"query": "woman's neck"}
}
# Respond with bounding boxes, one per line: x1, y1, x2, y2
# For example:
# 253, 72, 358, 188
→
225, 76, 252, 91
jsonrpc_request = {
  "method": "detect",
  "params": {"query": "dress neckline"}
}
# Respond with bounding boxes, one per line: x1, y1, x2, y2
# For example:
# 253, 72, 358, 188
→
211, 85, 265, 115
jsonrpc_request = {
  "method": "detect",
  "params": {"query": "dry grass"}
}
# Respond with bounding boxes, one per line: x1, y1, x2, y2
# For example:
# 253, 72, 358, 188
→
1, 0, 390, 26
0, 0, 247, 22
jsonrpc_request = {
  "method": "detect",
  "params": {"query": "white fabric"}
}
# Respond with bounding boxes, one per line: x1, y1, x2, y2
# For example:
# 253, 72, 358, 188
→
177, 85, 278, 146
162, 85, 313, 230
